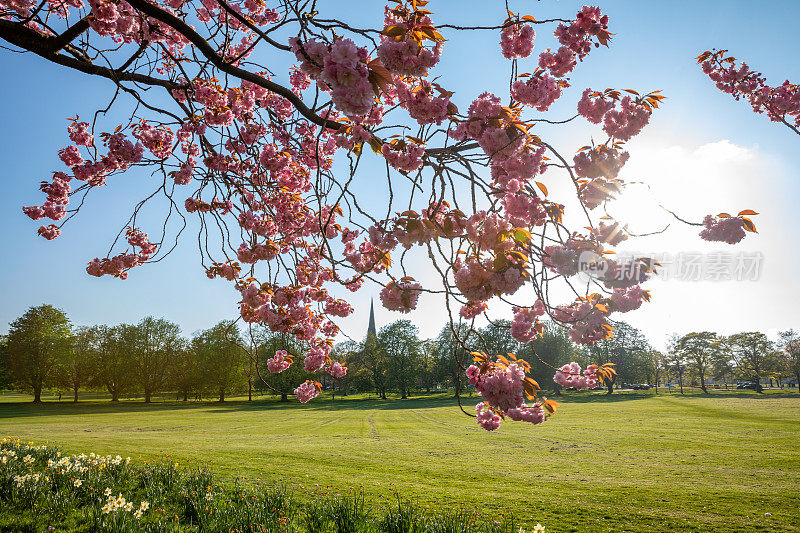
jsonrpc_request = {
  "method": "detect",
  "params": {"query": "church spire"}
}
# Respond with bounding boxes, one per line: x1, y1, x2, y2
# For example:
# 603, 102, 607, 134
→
367, 298, 377, 339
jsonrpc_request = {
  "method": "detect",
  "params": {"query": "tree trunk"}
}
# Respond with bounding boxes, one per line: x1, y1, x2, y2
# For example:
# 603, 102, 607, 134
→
606, 380, 614, 395
33, 387, 42, 403
700, 373, 708, 393
219, 389, 225, 402
144, 390, 151, 403
679, 376, 684, 395
111, 390, 119, 402
248, 379, 252, 402
183, 391, 188, 401
73, 386, 79, 403
280, 392, 288, 402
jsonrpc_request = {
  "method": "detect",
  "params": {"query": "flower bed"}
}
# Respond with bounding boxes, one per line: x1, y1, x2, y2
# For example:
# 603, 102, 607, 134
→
0, 437, 544, 533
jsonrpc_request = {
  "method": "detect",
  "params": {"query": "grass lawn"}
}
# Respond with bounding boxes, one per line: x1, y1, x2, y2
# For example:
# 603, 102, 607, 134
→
1, 389, 799, 532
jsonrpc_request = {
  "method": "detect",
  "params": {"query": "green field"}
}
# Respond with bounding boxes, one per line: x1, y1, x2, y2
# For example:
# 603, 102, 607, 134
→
1, 390, 799, 532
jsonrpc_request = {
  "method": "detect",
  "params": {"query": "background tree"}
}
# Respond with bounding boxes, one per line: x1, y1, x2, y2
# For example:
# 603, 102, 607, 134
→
257, 330, 311, 402
378, 320, 421, 399
431, 324, 475, 397
55, 326, 96, 402
193, 321, 245, 402
666, 335, 687, 394
171, 345, 201, 401
711, 340, 736, 390
331, 340, 365, 397
728, 332, 773, 392
351, 333, 391, 400
519, 321, 575, 394
0, 336, 12, 391
764, 349, 787, 388
674, 332, 719, 393
92, 324, 137, 402
132, 317, 183, 403
418, 339, 438, 394
6, 305, 72, 403
778, 330, 800, 392
590, 322, 650, 394
479, 320, 519, 357
632, 348, 655, 385
649, 350, 667, 393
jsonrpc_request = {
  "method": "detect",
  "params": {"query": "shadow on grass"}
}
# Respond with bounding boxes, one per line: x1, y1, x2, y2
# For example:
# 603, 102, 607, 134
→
557, 388, 799, 403
0, 394, 469, 418
0, 388, 796, 419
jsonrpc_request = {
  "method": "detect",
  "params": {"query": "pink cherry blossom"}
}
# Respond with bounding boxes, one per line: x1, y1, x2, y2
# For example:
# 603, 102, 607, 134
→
380, 279, 422, 313
553, 362, 599, 389
577, 89, 615, 124
500, 22, 535, 59
267, 350, 293, 373
699, 215, 747, 244
511, 74, 563, 111
326, 362, 347, 378
475, 403, 501, 431
294, 381, 320, 403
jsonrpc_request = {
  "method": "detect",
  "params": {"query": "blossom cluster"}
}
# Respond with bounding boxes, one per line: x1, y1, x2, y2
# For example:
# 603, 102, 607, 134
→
699, 214, 748, 245
500, 21, 535, 59
291, 37, 375, 119
466, 356, 551, 431
395, 80, 451, 125
699, 50, 800, 130
382, 140, 425, 172
510, 301, 546, 343
378, 4, 442, 77
379, 279, 423, 313
577, 90, 652, 141
512, 74, 563, 111
86, 227, 158, 279
553, 362, 599, 389
267, 350, 292, 373
326, 361, 347, 378
294, 380, 321, 403
535, 6, 610, 80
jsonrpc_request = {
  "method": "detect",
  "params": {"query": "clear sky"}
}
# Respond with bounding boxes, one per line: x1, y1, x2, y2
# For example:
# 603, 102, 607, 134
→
1, 0, 799, 349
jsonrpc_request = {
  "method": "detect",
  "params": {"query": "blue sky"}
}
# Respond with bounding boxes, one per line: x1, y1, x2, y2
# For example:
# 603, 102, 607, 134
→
1, 0, 799, 347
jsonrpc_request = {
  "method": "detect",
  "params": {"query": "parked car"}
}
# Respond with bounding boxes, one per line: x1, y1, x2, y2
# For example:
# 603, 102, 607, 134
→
632, 384, 651, 390
737, 382, 763, 392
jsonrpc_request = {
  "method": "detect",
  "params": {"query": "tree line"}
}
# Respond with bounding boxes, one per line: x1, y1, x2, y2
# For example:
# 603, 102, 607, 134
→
2, 305, 799, 403
0, 305, 253, 403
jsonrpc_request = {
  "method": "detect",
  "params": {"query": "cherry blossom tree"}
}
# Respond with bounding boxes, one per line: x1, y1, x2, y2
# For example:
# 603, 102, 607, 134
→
2, 0, 760, 429
698, 49, 800, 137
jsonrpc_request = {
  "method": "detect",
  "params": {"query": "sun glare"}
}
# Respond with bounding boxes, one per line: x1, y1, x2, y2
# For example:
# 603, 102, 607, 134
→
606, 182, 666, 233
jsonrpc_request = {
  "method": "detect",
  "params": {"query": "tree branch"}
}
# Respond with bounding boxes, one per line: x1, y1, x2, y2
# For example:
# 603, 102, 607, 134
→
0, 19, 179, 90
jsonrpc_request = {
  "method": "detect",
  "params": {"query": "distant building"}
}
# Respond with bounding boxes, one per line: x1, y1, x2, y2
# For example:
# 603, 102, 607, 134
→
367, 298, 377, 341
